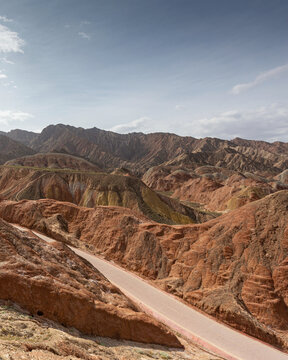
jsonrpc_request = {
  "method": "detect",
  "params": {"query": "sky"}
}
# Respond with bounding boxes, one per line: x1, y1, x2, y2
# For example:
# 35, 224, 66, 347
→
0, 0, 288, 141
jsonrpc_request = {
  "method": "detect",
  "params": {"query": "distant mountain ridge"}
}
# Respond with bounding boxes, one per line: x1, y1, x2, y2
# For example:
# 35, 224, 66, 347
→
1, 124, 288, 174
0, 134, 35, 164
5, 128, 39, 146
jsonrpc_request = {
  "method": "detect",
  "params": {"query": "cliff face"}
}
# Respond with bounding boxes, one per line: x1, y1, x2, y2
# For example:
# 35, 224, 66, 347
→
0, 218, 181, 347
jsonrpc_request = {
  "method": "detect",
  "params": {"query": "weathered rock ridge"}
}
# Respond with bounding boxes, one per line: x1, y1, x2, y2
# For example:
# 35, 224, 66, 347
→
0, 165, 212, 224
143, 165, 287, 211
1, 193, 288, 349
0, 134, 35, 164
0, 219, 181, 347
3, 124, 288, 175
5, 153, 101, 172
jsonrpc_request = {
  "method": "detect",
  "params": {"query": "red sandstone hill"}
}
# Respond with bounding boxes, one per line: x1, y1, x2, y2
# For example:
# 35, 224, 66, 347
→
3, 124, 288, 175
0, 218, 181, 347
143, 165, 287, 211
0, 134, 35, 164
0, 165, 213, 224
2, 124, 288, 352
1, 193, 288, 349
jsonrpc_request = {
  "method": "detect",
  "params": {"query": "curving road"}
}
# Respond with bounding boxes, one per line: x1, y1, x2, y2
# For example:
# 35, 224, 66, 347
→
13, 224, 288, 360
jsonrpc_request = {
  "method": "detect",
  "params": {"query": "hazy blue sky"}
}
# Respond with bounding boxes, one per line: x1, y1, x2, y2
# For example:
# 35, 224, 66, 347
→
0, 0, 288, 141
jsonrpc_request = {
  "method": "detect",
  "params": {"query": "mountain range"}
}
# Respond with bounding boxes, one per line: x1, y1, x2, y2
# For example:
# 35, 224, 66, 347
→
1, 124, 288, 174
1, 123, 288, 357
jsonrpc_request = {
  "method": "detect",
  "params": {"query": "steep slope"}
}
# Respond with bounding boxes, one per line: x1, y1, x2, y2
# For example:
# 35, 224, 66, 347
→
0, 134, 35, 164
276, 169, 288, 184
5, 129, 39, 146
0, 219, 181, 347
2, 193, 288, 349
143, 165, 284, 211
27, 124, 197, 173
11, 123, 288, 175
172, 173, 277, 211
0, 165, 210, 224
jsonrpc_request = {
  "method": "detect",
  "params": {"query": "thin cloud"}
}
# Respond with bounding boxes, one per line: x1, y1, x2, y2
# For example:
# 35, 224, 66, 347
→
2, 80, 17, 88
110, 117, 150, 133
0, 16, 13, 23
232, 63, 288, 95
175, 104, 186, 110
1, 57, 14, 64
181, 104, 288, 142
0, 110, 33, 125
0, 71, 7, 79
80, 20, 91, 26
78, 32, 91, 40
0, 24, 24, 53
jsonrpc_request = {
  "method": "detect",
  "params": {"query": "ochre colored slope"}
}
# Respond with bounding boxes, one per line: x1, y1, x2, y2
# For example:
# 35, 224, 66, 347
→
143, 165, 284, 211
0, 165, 210, 224
0, 219, 181, 347
1, 193, 288, 349
5, 152, 101, 171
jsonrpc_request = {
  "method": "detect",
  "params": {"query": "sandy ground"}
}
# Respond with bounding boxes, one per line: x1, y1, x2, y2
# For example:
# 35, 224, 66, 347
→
0, 301, 222, 360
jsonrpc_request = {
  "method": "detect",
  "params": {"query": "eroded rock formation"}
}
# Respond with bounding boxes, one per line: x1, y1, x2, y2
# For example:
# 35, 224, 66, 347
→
0, 219, 181, 347
3, 124, 288, 174
0, 134, 35, 164
5, 153, 101, 171
143, 165, 285, 211
0, 165, 212, 224
1, 193, 288, 348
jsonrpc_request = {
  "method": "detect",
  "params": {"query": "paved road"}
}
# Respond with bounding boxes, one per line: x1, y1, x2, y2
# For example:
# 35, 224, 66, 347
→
13, 224, 288, 360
